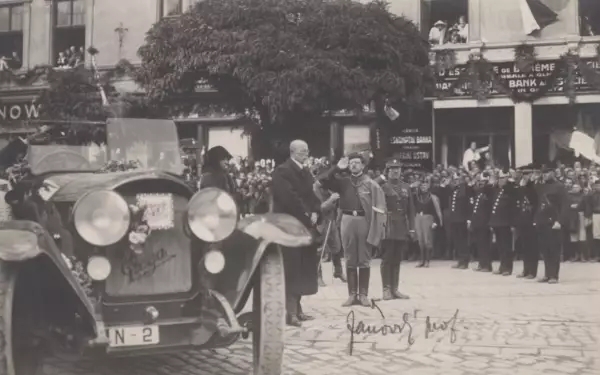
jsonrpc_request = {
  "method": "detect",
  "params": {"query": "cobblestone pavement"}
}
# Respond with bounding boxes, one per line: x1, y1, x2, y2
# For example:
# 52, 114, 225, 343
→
42, 260, 600, 375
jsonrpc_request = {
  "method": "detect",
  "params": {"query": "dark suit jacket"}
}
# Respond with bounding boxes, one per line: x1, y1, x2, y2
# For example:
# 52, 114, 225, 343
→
271, 158, 321, 296
271, 159, 320, 228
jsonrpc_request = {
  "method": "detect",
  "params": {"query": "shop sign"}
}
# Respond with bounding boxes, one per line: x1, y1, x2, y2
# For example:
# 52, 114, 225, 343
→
0, 103, 41, 121
435, 59, 600, 97
390, 127, 433, 170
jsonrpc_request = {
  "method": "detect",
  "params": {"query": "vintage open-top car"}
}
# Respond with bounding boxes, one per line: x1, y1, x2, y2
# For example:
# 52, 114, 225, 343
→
0, 118, 312, 375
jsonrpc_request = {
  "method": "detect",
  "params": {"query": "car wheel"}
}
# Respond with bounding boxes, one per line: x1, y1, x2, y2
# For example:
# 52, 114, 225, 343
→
0, 261, 41, 375
252, 246, 285, 375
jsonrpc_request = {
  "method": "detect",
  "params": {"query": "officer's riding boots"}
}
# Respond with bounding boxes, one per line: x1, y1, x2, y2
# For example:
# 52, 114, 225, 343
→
357, 267, 371, 307
332, 252, 346, 282
390, 261, 409, 299
380, 263, 394, 300
342, 268, 358, 307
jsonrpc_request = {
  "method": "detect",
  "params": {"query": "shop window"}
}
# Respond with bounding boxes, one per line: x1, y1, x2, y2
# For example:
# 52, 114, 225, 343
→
53, 0, 86, 69
421, 0, 469, 46
0, 4, 23, 71
160, 0, 183, 18
580, 0, 600, 36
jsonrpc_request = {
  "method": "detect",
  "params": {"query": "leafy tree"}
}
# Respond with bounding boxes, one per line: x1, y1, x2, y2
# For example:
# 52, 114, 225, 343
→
0, 50, 157, 143
136, 0, 431, 136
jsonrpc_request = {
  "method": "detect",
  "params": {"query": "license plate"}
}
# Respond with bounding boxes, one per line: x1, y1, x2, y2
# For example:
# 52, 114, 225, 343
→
136, 193, 175, 230
106, 325, 159, 347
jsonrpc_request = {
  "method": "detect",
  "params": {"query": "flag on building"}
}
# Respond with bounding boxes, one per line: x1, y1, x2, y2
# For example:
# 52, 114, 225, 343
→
520, 0, 558, 35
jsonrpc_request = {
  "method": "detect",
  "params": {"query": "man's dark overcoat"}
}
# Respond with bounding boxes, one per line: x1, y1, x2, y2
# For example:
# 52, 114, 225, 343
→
271, 158, 321, 296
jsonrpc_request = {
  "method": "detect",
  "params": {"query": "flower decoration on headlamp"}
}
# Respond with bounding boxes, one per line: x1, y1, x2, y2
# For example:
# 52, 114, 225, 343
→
128, 202, 151, 255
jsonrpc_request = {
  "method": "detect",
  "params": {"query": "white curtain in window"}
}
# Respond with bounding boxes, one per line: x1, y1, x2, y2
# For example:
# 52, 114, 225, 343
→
208, 127, 248, 158
343, 125, 370, 154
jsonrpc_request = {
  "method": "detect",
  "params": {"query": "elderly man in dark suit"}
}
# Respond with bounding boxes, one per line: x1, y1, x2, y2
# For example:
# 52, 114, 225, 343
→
271, 139, 321, 327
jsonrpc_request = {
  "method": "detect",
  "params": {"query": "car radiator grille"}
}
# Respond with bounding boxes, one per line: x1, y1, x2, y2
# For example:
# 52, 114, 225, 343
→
104, 194, 193, 297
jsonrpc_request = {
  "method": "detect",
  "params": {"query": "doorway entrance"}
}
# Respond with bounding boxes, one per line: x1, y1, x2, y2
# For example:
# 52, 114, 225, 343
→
435, 107, 514, 169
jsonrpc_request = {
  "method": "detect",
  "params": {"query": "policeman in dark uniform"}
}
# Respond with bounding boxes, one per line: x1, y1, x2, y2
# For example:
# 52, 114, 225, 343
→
515, 168, 538, 279
468, 174, 492, 272
533, 167, 568, 283
378, 159, 414, 300
443, 174, 472, 269
489, 170, 517, 276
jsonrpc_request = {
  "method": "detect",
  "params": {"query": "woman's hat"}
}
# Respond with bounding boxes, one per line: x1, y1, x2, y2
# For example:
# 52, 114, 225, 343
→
434, 20, 447, 26
205, 146, 232, 162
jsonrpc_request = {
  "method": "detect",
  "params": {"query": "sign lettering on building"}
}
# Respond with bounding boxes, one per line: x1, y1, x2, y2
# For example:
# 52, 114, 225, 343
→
435, 59, 600, 97
390, 128, 433, 170
0, 103, 41, 121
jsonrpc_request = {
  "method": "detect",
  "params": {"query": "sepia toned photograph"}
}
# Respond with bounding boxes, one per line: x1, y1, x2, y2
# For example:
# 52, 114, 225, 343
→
0, 0, 599, 374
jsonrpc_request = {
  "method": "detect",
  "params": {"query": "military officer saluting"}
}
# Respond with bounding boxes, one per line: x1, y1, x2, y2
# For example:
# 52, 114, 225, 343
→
468, 174, 492, 272
377, 159, 414, 300
515, 168, 538, 279
488, 170, 517, 276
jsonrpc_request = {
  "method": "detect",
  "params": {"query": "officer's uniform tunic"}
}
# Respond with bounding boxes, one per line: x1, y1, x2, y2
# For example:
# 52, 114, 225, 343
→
445, 184, 471, 266
469, 190, 492, 271
489, 185, 516, 274
515, 186, 537, 277
533, 180, 568, 281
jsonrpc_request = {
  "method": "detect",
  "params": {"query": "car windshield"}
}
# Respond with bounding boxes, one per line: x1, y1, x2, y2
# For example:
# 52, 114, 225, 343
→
27, 118, 184, 175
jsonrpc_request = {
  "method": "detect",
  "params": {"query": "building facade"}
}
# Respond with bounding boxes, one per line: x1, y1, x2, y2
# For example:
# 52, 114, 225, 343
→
2, 0, 600, 167
0, 0, 251, 157
394, 0, 600, 169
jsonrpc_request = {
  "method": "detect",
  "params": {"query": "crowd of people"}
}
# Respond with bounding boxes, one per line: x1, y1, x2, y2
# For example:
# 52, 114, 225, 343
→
56, 46, 85, 69
428, 16, 469, 46
197, 139, 600, 326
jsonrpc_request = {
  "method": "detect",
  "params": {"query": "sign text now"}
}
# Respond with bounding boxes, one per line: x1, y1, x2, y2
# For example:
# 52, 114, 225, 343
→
0, 103, 41, 121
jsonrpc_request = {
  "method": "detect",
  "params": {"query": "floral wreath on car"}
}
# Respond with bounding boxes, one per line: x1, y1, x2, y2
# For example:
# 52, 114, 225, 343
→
434, 44, 600, 104
95, 158, 153, 255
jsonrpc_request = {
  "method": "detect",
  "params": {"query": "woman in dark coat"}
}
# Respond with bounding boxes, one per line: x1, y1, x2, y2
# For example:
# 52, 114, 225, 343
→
199, 146, 237, 195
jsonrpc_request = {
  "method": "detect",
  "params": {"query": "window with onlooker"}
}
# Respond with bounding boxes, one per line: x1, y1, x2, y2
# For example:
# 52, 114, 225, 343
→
421, 0, 469, 46
160, 0, 183, 18
580, 0, 600, 36
53, 0, 86, 69
0, 4, 24, 71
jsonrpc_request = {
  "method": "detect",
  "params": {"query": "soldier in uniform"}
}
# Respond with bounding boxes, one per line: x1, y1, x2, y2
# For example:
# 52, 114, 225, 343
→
377, 159, 414, 300
515, 170, 538, 279
488, 171, 517, 276
468, 175, 492, 272
317, 153, 386, 306
533, 167, 568, 283
441, 174, 472, 269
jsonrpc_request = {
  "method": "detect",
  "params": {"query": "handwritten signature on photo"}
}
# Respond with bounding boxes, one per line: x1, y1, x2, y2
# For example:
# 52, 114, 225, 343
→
345, 300, 460, 355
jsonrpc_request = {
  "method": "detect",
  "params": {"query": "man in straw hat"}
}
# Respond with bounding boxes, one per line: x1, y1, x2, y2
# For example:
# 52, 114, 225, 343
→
317, 152, 386, 307
429, 20, 448, 46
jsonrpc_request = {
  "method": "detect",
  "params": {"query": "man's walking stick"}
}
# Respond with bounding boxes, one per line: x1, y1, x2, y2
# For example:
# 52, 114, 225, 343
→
318, 220, 333, 281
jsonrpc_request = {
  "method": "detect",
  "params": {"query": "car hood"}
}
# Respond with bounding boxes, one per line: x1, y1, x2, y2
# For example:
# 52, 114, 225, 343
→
42, 169, 189, 203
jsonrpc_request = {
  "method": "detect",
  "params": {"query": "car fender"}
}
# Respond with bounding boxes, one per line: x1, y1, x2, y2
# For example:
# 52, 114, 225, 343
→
207, 213, 312, 312
0, 220, 100, 335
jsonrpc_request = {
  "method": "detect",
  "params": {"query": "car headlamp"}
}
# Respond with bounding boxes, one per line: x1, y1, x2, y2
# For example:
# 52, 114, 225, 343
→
204, 250, 226, 274
87, 256, 112, 281
73, 190, 131, 246
188, 188, 238, 242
